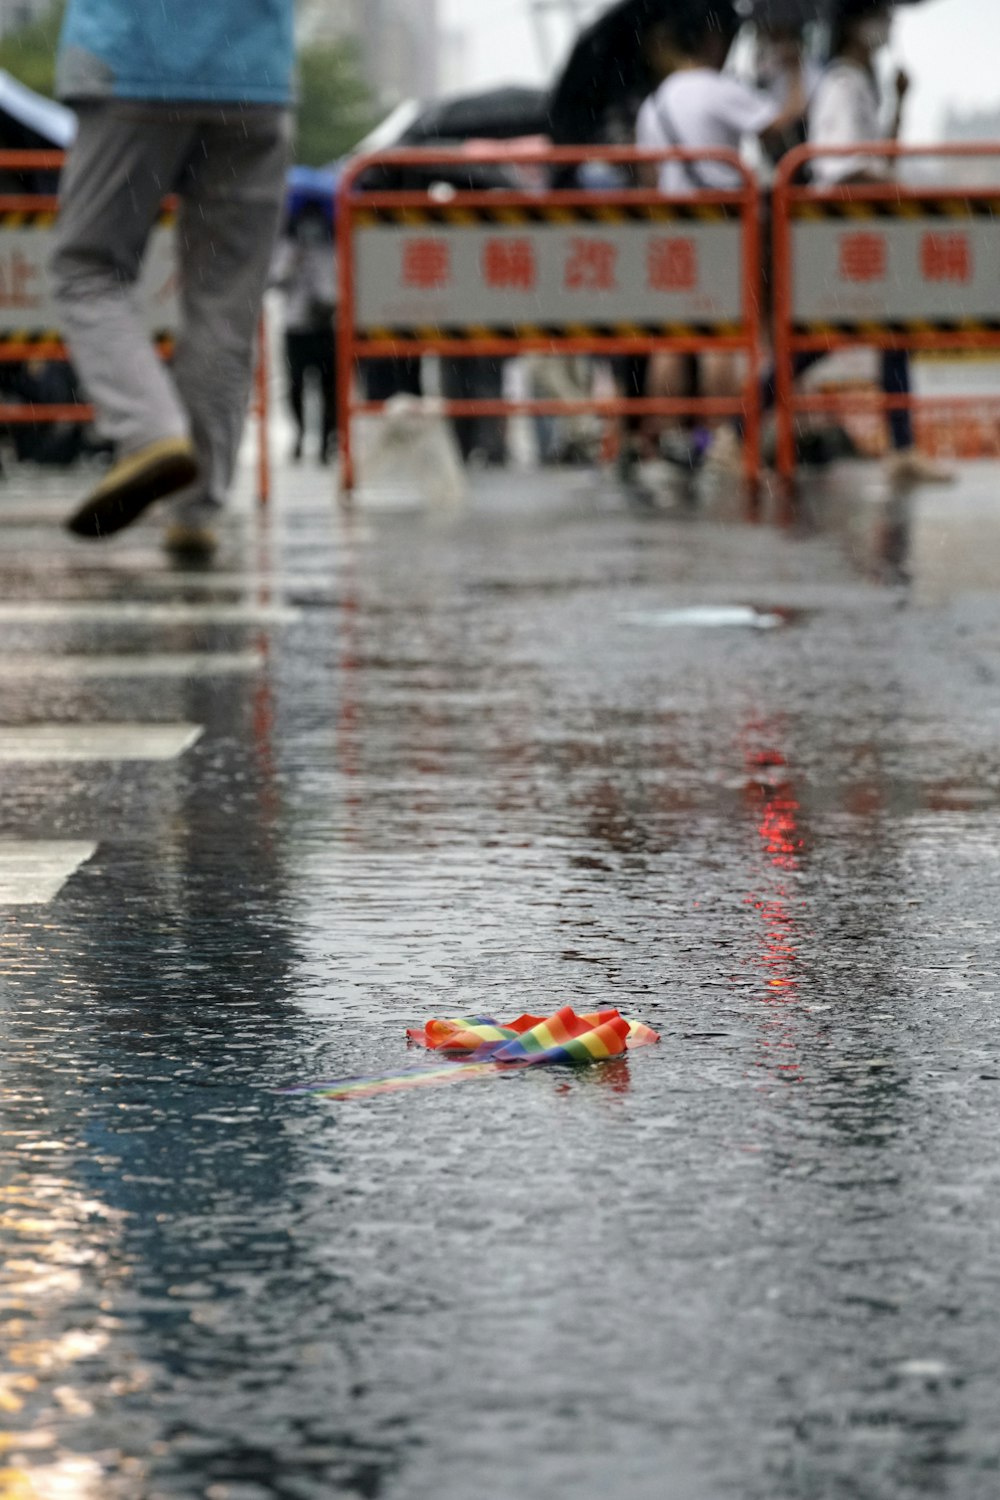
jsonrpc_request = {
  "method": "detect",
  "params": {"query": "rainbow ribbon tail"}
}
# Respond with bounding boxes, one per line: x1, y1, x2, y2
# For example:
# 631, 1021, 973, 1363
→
281, 1060, 503, 1100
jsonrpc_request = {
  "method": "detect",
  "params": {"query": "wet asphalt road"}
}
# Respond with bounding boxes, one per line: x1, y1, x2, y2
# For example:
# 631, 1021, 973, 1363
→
2, 455, 1000, 1500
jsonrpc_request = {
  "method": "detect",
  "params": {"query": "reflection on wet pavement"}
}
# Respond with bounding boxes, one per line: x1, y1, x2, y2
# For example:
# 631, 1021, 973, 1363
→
3, 460, 1000, 1497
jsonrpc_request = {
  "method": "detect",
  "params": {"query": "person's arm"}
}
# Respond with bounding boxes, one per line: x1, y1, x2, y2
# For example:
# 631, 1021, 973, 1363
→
759, 62, 807, 149
634, 96, 662, 188
269, 237, 296, 289
889, 68, 909, 141
715, 74, 804, 158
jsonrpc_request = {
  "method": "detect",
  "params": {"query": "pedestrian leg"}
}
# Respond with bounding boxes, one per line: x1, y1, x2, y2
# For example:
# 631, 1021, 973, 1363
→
50, 103, 195, 454
318, 329, 337, 464
882, 350, 913, 453
170, 107, 291, 511
881, 349, 954, 485
285, 330, 308, 461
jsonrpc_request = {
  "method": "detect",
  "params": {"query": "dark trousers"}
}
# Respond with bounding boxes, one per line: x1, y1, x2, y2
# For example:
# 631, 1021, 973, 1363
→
615, 353, 701, 438
285, 327, 336, 460
762, 350, 914, 452
440, 356, 507, 464
362, 356, 422, 403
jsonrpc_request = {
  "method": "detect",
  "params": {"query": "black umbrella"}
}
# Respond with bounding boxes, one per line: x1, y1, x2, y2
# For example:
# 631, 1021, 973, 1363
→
749, 0, 934, 21
547, 0, 672, 145
353, 155, 521, 194
745, 0, 822, 26
401, 85, 552, 144
547, 0, 742, 145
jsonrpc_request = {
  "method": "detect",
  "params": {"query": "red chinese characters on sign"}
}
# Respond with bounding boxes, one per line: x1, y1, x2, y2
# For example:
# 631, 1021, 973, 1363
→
920, 232, 972, 284
482, 238, 537, 291
401, 237, 451, 290
647, 236, 698, 292
838, 231, 887, 284
565, 237, 618, 292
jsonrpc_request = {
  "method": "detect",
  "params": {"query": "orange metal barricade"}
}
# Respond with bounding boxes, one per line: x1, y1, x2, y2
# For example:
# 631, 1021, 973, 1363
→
336, 145, 763, 511
0, 149, 272, 504
772, 142, 1000, 506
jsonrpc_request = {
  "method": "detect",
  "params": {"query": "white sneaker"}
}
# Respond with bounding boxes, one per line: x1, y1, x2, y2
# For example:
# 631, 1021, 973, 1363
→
884, 449, 956, 486
704, 425, 743, 476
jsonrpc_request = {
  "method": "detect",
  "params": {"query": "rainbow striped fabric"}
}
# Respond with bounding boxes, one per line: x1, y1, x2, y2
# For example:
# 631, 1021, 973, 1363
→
282, 1007, 659, 1101
408, 1006, 660, 1065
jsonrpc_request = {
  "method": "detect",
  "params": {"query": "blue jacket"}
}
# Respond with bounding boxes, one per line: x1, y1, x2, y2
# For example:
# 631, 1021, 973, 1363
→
57, 0, 295, 106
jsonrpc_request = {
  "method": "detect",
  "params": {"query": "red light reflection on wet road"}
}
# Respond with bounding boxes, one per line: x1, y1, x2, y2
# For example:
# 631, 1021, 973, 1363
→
742, 729, 807, 1080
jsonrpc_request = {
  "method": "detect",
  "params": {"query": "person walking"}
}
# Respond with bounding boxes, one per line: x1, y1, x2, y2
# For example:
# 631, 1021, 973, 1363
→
50, 0, 294, 554
806, 0, 951, 483
272, 192, 338, 465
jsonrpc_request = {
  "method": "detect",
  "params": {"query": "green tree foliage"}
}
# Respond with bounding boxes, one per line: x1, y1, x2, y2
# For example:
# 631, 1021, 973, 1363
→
0, 1, 65, 98
295, 38, 378, 166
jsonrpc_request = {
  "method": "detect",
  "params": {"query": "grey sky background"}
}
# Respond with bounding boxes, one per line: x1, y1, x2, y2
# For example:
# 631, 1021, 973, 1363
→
439, 0, 987, 139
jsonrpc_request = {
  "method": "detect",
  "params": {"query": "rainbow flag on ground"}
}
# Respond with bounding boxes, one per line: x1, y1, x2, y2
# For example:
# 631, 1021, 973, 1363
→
282, 1006, 660, 1101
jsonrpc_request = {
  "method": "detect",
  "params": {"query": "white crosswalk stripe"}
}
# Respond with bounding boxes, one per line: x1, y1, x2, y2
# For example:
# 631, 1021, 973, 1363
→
0, 841, 99, 904
0, 652, 265, 680
0, 602, 300, 624
0, 724, 204, 763
0, 467, 304, 904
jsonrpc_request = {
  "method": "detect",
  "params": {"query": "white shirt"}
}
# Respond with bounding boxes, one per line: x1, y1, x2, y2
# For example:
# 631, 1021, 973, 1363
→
636, 69, 779, 193
808, 61, 886, 183
271, 235, 338, 331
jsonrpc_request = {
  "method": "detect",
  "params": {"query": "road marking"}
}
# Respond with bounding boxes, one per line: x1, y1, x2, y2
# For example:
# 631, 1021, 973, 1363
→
141, 571, 344, 591
0, 840, 98, 904
0, 603, 300, 624
0, 652, 265, 680
0, 724, 203, 762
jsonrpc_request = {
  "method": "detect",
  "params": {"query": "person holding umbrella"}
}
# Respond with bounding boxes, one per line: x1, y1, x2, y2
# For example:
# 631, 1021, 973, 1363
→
807, 0, 952, 482
271, 172, 338, 465
635, 0, 806, 475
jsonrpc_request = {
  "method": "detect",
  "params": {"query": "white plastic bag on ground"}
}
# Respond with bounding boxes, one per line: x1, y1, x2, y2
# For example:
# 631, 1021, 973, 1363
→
355, 395, 467, 510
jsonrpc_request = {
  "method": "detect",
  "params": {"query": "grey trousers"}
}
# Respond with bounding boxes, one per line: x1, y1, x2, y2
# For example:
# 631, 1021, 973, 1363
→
51, 101, 291, 505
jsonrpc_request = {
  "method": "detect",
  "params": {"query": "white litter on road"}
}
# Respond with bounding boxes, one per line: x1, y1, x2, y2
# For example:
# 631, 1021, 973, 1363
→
624, 606, 786, 630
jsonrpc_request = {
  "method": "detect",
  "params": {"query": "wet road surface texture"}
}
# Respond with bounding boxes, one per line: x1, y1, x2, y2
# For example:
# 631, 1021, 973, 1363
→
2, 456, 1000, 1500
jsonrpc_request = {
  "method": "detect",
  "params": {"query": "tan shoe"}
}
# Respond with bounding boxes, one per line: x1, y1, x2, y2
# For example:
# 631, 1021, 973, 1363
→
884, 449, 956, 487
162, 518, 218, 563
66, 437, 198, 538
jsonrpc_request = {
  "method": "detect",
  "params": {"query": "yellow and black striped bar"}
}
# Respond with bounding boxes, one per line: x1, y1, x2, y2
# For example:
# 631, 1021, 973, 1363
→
0, 330, 175, 354
793, 318, 1000, 336
0, 204, 175, 227
358, 321, 742, 343
353, 201, 737, 228
790, 196, 1000, 221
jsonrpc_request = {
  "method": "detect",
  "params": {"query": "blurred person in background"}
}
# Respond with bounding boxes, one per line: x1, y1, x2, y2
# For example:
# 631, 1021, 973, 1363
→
752, 17, 821, 173
50, 0, 294, 556
804, 0, 952, 483
272, 193, 338, 465
636, 0, 805, 480
615, 17, 681, 500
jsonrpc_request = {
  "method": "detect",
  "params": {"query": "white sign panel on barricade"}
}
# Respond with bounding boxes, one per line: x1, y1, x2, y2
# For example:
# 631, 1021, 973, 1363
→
792, 216, 1000, 326
0, 222, 179, 337
354, 220, 744, 331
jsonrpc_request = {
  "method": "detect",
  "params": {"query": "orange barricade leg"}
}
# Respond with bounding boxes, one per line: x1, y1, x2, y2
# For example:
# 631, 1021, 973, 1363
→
336, 334, 355, 502
255, 317, 271, 507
